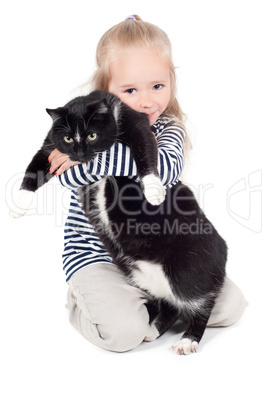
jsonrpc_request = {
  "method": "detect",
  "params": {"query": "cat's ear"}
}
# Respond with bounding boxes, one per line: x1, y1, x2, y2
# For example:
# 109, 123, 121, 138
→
46, 107, 68, 121
95, 99, 109, 114
88, 99, 109, 120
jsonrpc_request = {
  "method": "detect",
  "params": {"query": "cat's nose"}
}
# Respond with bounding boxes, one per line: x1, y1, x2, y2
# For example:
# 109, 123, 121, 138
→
76, 150, 87, 163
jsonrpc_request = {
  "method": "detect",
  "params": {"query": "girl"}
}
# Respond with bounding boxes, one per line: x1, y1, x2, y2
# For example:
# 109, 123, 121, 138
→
49, 15, 247, 352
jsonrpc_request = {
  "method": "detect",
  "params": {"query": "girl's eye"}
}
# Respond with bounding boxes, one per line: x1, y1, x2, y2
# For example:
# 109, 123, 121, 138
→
88, 132, 98, 141
125, 88, 136, 94
64, 136, 73, 143
153, 84, 163, 90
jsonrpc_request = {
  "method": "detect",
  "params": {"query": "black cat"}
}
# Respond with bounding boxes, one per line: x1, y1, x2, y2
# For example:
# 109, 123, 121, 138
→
11, 90, 227, 355
79, 176, 227, 354
10, 90, 165, 218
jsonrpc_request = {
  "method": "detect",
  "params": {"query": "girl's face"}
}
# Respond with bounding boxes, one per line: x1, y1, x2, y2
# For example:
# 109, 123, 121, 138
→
108, 47, 171, 126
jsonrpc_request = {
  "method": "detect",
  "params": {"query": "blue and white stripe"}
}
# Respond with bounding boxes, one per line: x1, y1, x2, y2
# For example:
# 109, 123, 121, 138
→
59, 114, 186, 281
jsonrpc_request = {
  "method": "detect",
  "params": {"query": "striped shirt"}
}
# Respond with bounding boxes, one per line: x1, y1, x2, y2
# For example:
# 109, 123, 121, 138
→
59, 114, 186, 281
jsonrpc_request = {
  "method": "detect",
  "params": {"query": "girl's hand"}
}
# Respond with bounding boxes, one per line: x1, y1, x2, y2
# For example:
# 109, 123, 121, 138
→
48, 149, 80, 176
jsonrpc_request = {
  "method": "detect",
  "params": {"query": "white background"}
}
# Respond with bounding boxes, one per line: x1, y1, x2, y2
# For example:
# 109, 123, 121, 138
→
1, 0, 266, 401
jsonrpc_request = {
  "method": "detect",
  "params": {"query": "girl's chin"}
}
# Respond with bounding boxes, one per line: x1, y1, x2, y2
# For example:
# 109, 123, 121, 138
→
148, 113, 158, 126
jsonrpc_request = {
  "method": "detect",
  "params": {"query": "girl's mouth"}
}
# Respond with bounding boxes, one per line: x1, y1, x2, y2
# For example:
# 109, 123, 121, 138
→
147, 111, 156, 119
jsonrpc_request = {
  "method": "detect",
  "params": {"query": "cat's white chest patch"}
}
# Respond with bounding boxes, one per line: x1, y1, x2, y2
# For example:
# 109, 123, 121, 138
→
132, 260, 176, 303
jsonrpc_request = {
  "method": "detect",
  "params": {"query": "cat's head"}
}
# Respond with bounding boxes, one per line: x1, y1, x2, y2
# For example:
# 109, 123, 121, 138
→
46, 96, 118, 163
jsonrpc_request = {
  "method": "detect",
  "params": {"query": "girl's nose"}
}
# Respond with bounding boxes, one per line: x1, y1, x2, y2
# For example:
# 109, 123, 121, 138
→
139, 93, 153, 109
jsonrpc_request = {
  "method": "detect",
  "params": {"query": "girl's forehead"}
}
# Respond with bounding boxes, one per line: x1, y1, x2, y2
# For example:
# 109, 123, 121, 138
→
111, 45, 167, 62
109, 46, 170, 82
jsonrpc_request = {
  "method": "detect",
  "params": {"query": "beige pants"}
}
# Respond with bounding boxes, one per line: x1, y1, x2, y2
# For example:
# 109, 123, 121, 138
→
67, 263, 247, 352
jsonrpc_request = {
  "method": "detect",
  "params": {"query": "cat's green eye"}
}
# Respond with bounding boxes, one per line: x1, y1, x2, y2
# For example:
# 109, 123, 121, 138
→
64, 136, 73, 144
88, 133, 98, 141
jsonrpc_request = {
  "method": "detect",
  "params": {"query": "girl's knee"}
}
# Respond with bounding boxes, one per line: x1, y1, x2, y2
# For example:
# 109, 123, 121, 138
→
72, 308, 148, 352
67, 284, 149, 352
208, 277, 248, 327
67, 265, 153, 352
97, 323, 146, 352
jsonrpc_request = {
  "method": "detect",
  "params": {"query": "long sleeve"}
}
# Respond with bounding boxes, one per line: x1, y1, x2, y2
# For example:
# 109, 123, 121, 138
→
156, 117, 185, 188
59, 142, 138, 190
59, 115, 185, 190
61, 114, 186, 281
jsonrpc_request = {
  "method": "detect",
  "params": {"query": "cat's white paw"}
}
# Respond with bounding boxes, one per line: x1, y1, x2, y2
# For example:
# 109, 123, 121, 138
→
142, 174, 166, 205
144, 323, 160, 342
172, 338, 199, 355
9, 190, 35, 218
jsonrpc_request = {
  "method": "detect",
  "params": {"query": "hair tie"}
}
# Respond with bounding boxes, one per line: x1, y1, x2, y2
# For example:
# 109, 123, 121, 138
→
125, 15, 137, 20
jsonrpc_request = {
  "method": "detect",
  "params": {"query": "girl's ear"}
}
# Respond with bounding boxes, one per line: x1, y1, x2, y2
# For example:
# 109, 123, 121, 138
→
46, 107, 68, 121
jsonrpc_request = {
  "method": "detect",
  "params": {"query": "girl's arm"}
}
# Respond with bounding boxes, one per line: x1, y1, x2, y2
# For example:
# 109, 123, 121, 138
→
156, 122, 185, 188
57, 122, 185, 191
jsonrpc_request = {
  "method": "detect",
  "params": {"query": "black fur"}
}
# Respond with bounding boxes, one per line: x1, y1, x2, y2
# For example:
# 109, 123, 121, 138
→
20, 91, 227, 352
20, 90, 159, 192
79, 177, 227, 350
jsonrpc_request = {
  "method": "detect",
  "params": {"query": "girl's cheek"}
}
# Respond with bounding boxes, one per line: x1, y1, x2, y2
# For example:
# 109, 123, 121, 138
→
120, 96, 137, 111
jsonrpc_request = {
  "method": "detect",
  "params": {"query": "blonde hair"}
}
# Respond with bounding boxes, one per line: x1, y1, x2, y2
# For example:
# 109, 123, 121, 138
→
83, 15, 191, 154
90, 16, 185, 122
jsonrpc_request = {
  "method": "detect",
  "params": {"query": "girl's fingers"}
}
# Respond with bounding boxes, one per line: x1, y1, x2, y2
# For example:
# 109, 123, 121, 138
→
48, 149, 81, 175
55, 160, 73, 175
48, 149, 70, 174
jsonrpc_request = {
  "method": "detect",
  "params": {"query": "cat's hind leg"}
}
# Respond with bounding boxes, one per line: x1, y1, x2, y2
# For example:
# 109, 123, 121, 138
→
172, 300, 215, 355
172, 338, 199, 355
